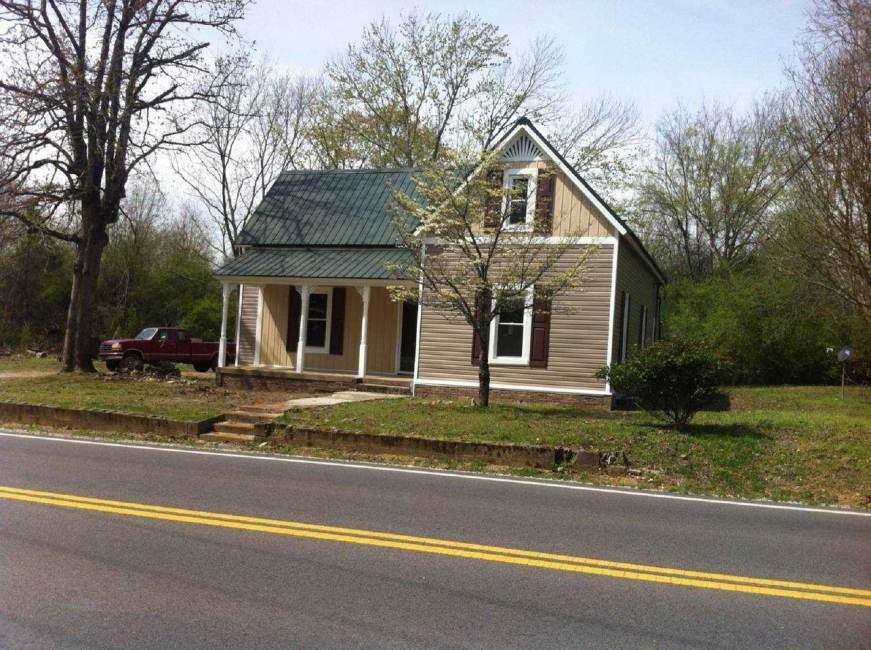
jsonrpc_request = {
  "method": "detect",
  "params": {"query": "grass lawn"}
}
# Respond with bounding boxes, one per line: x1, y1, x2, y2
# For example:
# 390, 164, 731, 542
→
0, 354, 60, 373
0, 371, 239, 421
278, 385, 871, 507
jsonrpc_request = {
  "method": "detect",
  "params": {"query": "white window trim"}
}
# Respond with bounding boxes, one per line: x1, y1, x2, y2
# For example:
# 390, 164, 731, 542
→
501, 167, 538, 231
488, 286, 534, 366
305, 288, 332, 354
619, 292, 630, 362
639, 305, 647, 349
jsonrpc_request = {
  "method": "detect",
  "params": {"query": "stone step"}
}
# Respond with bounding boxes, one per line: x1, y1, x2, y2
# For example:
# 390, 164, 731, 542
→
201, 431, 257, 443
224, 410, 284, 423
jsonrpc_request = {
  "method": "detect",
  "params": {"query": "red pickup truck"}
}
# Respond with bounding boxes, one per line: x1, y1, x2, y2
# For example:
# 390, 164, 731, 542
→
98, 327, 236, 373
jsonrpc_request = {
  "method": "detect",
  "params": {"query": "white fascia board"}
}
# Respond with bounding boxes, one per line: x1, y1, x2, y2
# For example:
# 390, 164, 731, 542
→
421, 235, 617, 246
604, 237, 620, 389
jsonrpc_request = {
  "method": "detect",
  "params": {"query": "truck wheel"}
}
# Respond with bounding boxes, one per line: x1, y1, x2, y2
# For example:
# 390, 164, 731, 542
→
105, 359, 120, 372
192, 361, 210, 373
121, 352, 144, 372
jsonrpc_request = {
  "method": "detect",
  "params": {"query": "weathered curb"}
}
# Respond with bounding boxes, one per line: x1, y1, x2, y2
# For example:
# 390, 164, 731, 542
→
269, 424, 603, 470
0, 400, 224, 438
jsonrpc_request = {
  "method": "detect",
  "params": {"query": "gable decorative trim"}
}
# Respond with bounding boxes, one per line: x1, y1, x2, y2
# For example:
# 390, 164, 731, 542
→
498, 134, 544, 162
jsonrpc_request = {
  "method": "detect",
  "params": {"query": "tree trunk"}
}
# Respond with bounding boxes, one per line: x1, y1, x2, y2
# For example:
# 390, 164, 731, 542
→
476, 302, 491, 407
61, 212, 109, 373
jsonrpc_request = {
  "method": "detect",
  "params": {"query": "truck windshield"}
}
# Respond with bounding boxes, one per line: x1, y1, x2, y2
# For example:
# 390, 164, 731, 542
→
134, 328, 158, 341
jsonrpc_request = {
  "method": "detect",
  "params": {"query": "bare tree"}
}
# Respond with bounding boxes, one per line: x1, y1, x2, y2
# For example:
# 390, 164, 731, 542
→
546, 96, 641, 198
390, 152, 590, 407
780, 0, 871, 321
633, 101, 787, 279
0, 0, 249, 371
462, 36, 565, 151
173, 59, 318, 257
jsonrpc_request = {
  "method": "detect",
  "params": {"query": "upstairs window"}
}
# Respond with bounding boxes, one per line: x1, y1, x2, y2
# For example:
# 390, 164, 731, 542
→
508, 177, 529, 225
502, 168, 537, 229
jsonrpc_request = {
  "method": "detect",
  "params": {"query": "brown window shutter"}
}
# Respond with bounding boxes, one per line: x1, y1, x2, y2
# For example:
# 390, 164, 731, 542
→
471, 294, 482, 366
483, 169, 503, 229
534, 170, 556, 235
529, 287, 552, 368
330, 287, 346, 355
286, 287, 300, 352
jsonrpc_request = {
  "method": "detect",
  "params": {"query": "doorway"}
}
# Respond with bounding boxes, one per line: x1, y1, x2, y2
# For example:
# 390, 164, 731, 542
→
398, 300, 418, 374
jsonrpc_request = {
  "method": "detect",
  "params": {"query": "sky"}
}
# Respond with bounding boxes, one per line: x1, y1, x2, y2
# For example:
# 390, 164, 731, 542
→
237, 0, 814, 128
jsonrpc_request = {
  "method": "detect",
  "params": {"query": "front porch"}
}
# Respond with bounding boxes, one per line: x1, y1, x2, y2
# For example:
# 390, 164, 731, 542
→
216, 279, 419, 387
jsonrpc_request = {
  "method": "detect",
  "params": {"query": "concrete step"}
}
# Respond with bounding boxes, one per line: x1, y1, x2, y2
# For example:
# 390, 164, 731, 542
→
357, 383, 410, 395
201, 431, 257, 443
212, 421, 256, 434
224, 410, 284, 423
240, 404, 291, 413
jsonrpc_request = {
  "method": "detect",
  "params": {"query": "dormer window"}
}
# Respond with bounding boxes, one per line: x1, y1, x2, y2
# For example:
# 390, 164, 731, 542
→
502, 167, 537, 229
508, 177, 529, 225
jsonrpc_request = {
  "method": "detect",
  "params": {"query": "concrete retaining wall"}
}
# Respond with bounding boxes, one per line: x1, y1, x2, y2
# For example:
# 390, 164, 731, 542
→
272, 425, 602, 469
0, 401, 224, 438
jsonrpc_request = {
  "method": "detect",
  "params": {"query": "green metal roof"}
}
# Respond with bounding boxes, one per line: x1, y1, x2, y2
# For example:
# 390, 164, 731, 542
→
236, 169, 417, 247
215, 247, 414, 281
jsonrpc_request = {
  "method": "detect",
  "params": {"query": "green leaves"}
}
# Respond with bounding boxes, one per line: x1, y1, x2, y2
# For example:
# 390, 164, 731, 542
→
598, 338, 729, 429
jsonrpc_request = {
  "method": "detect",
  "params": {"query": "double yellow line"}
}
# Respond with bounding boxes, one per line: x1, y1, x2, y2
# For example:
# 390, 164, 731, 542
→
1, 484, 869, 607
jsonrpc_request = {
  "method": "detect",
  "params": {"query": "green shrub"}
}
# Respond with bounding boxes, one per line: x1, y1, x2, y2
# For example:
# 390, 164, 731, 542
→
597, 339, 729, 429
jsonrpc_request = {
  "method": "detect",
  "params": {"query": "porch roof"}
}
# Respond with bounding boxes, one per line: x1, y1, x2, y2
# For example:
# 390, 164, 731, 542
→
215, 246, 415, 282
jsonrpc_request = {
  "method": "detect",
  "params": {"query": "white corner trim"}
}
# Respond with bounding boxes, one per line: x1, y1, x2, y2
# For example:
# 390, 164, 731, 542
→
604, 237, 620, 391
413, 377, 611, 397
253, 286, 264, 366
234, 284, 243, 367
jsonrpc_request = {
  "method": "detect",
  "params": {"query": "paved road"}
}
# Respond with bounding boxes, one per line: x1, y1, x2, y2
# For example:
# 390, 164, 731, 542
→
0, 430, 868, 648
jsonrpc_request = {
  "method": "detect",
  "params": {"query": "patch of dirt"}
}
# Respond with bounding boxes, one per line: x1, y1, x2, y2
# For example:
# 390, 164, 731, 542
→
0, 370, 56, 380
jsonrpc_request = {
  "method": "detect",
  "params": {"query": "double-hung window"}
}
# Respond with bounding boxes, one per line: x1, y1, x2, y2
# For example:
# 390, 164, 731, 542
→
305, 290, 331, 353
502, 168, 537, 229
489, 288, 533, 365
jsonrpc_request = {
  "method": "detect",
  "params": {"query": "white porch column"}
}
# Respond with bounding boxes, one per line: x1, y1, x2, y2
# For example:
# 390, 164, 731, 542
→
295, 285, 311, 373
356, 286, 371, 379
218, 283, 231, 368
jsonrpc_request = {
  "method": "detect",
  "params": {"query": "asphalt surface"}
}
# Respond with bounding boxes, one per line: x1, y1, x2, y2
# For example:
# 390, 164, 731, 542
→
0, 430, 868, 648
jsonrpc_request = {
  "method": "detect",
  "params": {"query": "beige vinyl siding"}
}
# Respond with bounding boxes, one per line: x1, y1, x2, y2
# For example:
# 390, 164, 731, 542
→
551, 168, 613, 237
612, 239, 660, 362
256, 285, 400, 374
417, 245, 614, 392
236, 284, 259, 366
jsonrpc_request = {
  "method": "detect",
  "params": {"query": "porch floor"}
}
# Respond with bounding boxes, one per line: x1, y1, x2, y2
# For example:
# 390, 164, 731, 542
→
217, 365, 412, 392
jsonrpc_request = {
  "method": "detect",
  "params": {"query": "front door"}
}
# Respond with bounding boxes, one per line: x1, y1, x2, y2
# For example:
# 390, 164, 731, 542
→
398, 300, 418, 374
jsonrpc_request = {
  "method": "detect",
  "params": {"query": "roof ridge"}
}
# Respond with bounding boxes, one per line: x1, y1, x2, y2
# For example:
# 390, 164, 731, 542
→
277, 167, 417, 175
